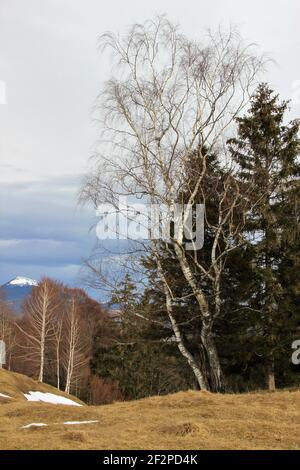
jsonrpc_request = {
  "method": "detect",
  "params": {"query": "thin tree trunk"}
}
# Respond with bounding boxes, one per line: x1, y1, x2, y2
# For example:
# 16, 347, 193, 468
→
65, 342, 74, 394
174, 244, 224, 391
38, 347, 44, 382
266, 356, 276, 392
200, 319, 223, 392
264, 173, 276, 392
155, 250, 209, 390
54, 320, 62, 390
64, 302, 77, 394
56, 345, 60, 390
163, 278, 209, 391
38, 295, 47, 382
264, 299, 276, 391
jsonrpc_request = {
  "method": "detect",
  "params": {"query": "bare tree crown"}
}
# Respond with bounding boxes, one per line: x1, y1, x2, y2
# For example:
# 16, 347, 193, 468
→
85, 16, 264, 207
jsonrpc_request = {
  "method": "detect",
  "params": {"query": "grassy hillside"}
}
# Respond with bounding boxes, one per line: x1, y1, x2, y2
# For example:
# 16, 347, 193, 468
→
1, 369, 300, 450
0, 368, 83, 404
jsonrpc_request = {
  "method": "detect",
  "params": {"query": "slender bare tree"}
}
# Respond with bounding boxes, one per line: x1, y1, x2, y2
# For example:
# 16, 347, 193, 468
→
82, 16, 265, 391
63, 294, 88, 394
53, 315, 63, 390
16, 278, 61, 382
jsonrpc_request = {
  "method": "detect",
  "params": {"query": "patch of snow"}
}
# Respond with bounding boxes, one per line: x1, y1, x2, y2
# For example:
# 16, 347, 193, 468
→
21, 423, 47, 429
0, 392, 11, 399
8, 276, 38, 287
23, 392, 38, 402
63, 420, 98, 425
20, 420, 98, 429
24, 391, 82, 406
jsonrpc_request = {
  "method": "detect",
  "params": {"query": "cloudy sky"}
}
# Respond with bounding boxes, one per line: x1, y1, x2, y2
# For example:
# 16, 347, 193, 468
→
0, 0, 299, 293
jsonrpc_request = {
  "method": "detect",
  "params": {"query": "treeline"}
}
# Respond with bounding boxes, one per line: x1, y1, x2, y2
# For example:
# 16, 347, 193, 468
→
0, 279, 122, 404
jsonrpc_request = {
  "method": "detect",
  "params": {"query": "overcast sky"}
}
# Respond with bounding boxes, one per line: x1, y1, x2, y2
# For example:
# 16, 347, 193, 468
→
0, 0, 299, 294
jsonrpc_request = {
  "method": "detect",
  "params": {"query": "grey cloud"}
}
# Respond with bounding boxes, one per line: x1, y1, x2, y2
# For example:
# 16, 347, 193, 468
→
0, 174, 97, 284
0, 175, 97, 242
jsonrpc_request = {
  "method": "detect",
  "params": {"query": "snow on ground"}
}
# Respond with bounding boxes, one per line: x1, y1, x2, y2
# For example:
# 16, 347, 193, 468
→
23, 391, 82, 406
0, 392, 11, 398
21, 420, 98, 429
21, 423, 48, 429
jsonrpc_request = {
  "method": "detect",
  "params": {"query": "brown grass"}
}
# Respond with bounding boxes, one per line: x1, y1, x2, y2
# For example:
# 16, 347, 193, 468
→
0, 368, 83, 404
1, 369, 300, 450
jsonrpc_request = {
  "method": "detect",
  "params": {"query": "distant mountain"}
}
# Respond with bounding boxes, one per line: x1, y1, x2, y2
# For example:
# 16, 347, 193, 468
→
0, 276, 38, 315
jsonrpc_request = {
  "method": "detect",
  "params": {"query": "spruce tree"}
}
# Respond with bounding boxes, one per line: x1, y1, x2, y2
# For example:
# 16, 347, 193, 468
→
228, 83, 300, 390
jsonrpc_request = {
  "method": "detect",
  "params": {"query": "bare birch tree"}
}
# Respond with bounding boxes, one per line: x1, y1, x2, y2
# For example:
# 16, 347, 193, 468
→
63, 294, 88, 394
81, 16, 265, 391
16, 278, 60, 382
53, 315, 63, 390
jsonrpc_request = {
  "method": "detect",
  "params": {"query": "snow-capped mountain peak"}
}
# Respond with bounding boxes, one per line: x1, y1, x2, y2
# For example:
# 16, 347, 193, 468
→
7, 276, 38, 287
0, 277, 38, 316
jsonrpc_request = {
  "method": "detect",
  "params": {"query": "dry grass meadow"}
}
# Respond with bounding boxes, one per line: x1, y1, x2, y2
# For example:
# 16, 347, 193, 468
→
1, 368, 300, 450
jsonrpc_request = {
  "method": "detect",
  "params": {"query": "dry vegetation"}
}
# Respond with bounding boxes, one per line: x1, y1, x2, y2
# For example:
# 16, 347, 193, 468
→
1, 369, 300, 450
